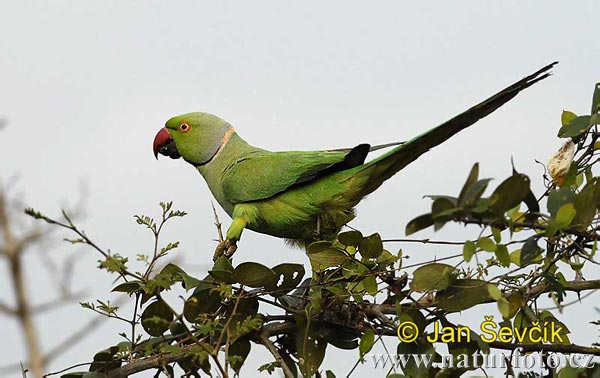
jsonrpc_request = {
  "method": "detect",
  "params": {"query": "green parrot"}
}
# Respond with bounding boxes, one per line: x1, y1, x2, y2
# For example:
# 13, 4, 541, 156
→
153, 62, 556, 260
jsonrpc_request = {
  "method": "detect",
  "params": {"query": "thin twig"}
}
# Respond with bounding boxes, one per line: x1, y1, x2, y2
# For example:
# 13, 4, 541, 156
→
382, 238, 465, 245
211, 201, 224, 242
1, 190, 44, 377
256, 330, 294, 378
0, 301, 17, 316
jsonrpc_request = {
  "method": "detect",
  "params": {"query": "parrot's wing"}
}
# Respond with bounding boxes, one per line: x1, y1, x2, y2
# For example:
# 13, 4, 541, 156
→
333, 141, 404, 153
222, 145, 371, 203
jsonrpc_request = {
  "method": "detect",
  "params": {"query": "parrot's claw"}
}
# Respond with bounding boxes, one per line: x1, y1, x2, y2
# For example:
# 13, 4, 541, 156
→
312, 229, 321, 241
213, 239, 238, 261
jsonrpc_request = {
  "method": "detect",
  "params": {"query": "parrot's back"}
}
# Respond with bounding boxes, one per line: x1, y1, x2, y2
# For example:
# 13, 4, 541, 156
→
192, 62, 557, 246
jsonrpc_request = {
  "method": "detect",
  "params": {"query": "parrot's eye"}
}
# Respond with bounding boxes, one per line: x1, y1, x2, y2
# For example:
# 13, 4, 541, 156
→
179, 122, 191, 133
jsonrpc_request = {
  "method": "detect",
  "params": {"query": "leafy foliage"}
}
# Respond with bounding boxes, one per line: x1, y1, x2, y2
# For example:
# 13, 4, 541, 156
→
27, 87, 600, 377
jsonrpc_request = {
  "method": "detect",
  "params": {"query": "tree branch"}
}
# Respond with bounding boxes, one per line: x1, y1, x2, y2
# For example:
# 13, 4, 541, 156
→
0, 300, 17, 316
255, 330, 294, 378
105, 346, 190, 377
0, 189, 45, 377
31, 291, 86, 314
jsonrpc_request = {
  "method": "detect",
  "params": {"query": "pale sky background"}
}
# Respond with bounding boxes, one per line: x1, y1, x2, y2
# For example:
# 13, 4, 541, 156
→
1, 1, 600, 377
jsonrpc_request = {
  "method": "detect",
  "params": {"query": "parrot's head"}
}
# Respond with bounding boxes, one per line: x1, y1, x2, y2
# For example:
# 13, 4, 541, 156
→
153, 112, 234, 166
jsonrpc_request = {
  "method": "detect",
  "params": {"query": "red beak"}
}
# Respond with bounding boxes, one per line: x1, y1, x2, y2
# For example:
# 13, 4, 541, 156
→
153, 128, 172, 159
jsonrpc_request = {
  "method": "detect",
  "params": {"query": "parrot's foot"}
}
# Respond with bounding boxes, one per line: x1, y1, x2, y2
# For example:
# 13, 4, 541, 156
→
312, 229, 321, 241
213, 239, 238, 261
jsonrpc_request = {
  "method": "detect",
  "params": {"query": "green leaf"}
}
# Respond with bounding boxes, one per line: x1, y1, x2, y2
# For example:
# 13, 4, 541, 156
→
487, 284, 502, 300
489, 174, 530, 214
396, 339, 436, 377
271, 263, 305, 294
320, 325, 359, 350
463, 240, 476, 262
89, 346, 121, 373
471, 332, 490, 355
307, 241, 350, 270
591, 83, 600, 113
558, 115, 592, 138
169, 321, 187, 336
424, 195, 458, 204
506, 292, 523, 319
554, 203, 576, 228
183, 290, 222, 322
361, 275, 378, 295
495, 244, 510, 267
494, 299, 510, 320
549, 219, 561, 240
359, 328, 375, 357
477, 237, 496, 252
547, 187, 576, 218
436, 279, 493, 312
560, 163, 580, 188
405, 213, 433, 235
234, 262, 278, 288
410, 263, 456, 292
224, 297, 259, 325
98, 254, 128, 274
141, 300, 173, 337
432, 209, 459, 232
228, 339, 251, 374
213, 256, 234, 272
359, 233, 383, 259
492, 227, 502, 243
338, 230, 363, 247
431, 197, 456, 217
111, 280, 142, 294
572, 178, 600, 230
561, 110, 577, 126
156, 263, 201, 290
208, 269, 237, 284
296, 317, 326, 377
520, 237, 543, 266
458, 163, 480, 205
471, 197, 490, 214
523, 187, 540, 215
461, 178, 493, 208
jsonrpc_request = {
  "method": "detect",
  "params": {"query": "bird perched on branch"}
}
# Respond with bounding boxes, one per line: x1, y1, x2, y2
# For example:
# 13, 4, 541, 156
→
153, 62, 557, 260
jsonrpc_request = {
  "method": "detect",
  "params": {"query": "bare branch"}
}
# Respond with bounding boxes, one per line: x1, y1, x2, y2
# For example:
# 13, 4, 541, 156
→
255, 330, 294, 378
211, 201, 224, 243
42, 362, 93, 377
382, 238, 466, 245
105, 348, 189, 377
0, 300, 17, 316
1, 187, 44, 377
31, 290, 87, 314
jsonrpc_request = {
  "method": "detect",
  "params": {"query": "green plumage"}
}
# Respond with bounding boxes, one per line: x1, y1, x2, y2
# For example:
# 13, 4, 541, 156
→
155, 63, 556, 254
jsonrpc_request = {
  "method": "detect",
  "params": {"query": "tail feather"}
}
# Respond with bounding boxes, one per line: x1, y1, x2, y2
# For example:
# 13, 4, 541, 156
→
348, 62, 558, 197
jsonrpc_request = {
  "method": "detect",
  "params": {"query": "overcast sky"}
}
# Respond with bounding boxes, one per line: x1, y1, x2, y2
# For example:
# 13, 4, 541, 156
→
1, 1, 600, 377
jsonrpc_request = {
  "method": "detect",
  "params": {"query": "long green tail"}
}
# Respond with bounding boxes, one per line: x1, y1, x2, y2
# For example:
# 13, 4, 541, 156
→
348, 62, 557, 197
